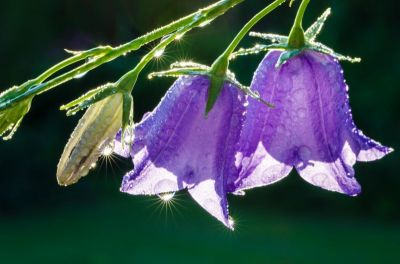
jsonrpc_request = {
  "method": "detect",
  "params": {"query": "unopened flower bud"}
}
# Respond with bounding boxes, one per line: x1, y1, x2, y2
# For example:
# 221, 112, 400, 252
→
57, 93, 123, 186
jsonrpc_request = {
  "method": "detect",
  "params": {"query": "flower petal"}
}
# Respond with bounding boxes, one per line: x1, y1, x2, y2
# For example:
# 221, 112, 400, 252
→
120, 166, 184, 195
121, 75, 246, 227
188, 179, 231, 229
295, 141, 361, 196
346, 127, 393, 162
235, 49, 391, 195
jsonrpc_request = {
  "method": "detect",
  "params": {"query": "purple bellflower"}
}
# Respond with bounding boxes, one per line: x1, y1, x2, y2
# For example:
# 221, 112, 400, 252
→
230, 50, 393, 196
116, 75, 245, 229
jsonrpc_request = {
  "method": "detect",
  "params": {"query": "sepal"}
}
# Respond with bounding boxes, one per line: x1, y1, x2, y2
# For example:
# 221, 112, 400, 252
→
230, 44, 286, 60
122, 93, 134, 137
276, 49, 303, 67
226, 71, 274, 108
249, 32, 288, 43
60, 83, 118, 116
309, 42, 361, 63
149, 60, 274, 109
234, 8, 361, 64
0, 87, 32, 140
304, 8, 331, 42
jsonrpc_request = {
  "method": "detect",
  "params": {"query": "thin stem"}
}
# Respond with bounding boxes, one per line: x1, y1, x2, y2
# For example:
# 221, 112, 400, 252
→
35, 46, 112, 84
0, 0, 244, 111
118, 0, 244, 55
118, 29, 188, 92
221, 0, 286, 59
288, 0, 310, 48
205, 0, 286, 114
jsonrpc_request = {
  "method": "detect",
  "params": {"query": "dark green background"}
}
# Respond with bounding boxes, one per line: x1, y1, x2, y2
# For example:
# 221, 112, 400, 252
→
0, 0, 399, 263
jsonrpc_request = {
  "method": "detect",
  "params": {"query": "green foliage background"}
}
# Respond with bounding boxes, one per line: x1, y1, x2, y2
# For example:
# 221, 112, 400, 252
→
0, 0, 399, 263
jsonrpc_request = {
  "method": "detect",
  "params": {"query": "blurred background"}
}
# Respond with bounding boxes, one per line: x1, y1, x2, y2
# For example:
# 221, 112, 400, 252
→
0, 0, 399, 263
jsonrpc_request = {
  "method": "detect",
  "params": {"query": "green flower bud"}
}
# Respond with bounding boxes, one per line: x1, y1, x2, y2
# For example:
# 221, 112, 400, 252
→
57, 93, 123, 186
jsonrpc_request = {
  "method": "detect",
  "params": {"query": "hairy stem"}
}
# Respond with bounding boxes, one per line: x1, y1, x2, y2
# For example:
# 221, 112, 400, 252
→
288, 0, 310, 48
0, 0, 244, 111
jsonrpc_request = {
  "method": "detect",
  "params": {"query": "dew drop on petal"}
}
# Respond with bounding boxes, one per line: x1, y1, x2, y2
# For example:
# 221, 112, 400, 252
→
232, 190, 246, 196
312, 173, 329, 186
154, 179, 176, 193
298, 145, 312, 161
297, 108, 307, 119
157, 192, 175, 202
228, 216, 235, 230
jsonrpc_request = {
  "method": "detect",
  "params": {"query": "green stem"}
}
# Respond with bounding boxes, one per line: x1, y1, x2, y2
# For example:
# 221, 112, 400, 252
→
0, 0, 244, 111
222, 0, 286, 59
35, 46, 112, 84
205, 0, 286, 114
209, 0, 285, 79
118, 29, 188, 92
288, 0, 310, 48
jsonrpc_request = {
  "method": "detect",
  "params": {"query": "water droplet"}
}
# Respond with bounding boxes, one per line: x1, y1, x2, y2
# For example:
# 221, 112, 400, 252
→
228, 216, 235, 230
233, 190, 245, 196
157, 192, 175, 202
101, 141, 115, 156
175, 33, 185, 40
123, 128, 135, 145
73, 57, 96, 79
298, 145, 312, 161
297, 108, 307, 119
276, 125, 286, 134
74, 71, 87, 79
262, 165, 284, 183
199, 20, 212, 27
154, 48, 165, 58
154, 179, 176, 193
312, 173, 328, 186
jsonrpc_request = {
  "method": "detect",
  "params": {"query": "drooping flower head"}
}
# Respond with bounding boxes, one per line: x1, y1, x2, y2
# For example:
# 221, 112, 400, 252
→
230, 50, 393, 195
116, 75, 245, 229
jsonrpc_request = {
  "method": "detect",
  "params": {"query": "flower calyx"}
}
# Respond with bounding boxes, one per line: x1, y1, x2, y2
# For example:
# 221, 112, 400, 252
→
231, 8, 361, 68
148, 59, 273, 113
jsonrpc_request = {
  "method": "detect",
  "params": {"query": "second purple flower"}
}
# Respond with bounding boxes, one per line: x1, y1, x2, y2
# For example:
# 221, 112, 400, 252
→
230, 50, 393, 196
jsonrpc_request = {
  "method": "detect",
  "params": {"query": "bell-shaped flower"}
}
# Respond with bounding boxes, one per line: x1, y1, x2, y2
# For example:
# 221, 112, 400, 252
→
116, 75, 246, 229
230, 50, 393, 196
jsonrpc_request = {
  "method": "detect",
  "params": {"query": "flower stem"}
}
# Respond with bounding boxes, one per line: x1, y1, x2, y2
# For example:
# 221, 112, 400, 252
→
206, 0, 286, 114
221, 0, 286, 59
288, 0, 310, 49
0, 0, 244, 111
117, 29, 189, 92
210, 0, 286, 76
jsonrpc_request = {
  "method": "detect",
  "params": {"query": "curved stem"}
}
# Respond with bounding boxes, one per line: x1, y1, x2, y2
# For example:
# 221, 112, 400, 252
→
288, 0, 310, 48
221, 0, 286, 59
0, 0, 244, 111
118, 29, 188, 92
35, 46, 112, 84
209, 0, 285, 80
205, 0, 285, 114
